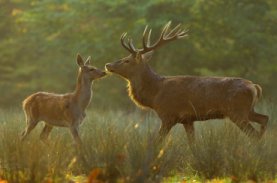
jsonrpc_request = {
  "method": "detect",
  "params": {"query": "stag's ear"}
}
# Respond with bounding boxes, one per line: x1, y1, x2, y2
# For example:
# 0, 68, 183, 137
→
77, 54, 84, 67
84, 56, 91, 66
141, 51, 153, 62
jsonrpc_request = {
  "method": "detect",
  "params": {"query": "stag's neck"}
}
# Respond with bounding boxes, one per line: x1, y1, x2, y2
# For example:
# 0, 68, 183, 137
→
73, 74, 93, 111
128, 65, 163, 109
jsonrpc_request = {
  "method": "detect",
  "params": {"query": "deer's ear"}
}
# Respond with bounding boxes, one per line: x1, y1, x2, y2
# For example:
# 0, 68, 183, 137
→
77, 54, 84, 67
84, 56, 91, 66
141, 51, 153, 62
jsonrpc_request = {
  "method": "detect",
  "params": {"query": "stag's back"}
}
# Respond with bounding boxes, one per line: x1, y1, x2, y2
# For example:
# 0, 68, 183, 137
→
154, 76, 258, 119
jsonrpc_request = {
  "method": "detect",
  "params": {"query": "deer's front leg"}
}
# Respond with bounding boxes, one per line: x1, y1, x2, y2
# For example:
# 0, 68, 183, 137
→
69, 125, 82, 146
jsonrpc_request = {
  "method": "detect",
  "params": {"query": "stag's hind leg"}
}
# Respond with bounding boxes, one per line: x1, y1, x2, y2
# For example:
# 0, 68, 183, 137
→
229, 102, 261, 139
248, 110, 268, 137
231, 118, 260, 139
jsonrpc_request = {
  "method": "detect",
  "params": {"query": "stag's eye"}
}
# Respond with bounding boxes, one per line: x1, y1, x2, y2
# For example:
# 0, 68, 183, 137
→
89, 68, 95, 71
124, 60, 130, 64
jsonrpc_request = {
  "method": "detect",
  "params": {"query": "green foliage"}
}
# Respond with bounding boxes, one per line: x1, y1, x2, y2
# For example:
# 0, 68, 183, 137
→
0, 0, 276, 108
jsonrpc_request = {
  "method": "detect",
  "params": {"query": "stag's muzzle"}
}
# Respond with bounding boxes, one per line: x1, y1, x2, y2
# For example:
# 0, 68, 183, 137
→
105, 63, 114, 72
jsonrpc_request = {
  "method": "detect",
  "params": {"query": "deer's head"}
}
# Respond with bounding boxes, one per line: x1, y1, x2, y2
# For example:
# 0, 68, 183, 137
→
77, 54, 106, 81
105, 21, 188, 79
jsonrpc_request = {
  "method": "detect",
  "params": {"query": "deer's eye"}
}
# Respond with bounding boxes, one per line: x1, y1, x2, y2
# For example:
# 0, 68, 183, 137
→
89, 68, 95, 71
124, 60, 130, 64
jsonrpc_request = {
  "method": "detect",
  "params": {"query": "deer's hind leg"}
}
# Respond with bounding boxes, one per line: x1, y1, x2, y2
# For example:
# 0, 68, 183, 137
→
40, 123, 53, 144
21, 117, 39, 141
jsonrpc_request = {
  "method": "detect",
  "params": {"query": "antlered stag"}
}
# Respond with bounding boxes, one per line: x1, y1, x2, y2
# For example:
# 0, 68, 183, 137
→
105, 21, 268, 142
21, 54, 106, 145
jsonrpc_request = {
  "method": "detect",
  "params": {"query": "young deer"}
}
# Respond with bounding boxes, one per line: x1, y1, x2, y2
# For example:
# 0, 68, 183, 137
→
21, 54, 106, 145
105, 21, 269, 143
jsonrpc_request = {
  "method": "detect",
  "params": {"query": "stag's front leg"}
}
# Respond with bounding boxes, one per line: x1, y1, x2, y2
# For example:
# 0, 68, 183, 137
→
157, 120, 175, 143
183, 122, 195, 145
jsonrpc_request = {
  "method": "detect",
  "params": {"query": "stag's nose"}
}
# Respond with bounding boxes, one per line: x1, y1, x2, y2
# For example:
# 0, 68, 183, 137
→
105, 63, 113, 72
105, 63, 110, 68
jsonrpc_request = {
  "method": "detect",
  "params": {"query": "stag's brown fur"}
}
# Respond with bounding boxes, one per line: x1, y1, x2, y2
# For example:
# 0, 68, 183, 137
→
22, 54, 106, 145
106, 22, 268, 142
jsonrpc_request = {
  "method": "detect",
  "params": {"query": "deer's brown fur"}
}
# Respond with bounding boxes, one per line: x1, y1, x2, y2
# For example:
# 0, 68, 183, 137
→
105, 22, 268, 142
21, 54, 106, 145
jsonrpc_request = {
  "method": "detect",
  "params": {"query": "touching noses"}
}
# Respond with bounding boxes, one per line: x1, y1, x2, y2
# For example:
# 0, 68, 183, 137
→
105, 63, 111, 69
105, 63, 115, 72
100, 70, 107, 76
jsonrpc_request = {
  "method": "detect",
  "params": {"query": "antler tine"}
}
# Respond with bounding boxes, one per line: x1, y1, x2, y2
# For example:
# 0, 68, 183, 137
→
121, 32, 136, 54
147, 29, 152, 47
121, 33, 130, 51
165, 23, 181, 38
166, 27, 186, 40
142, 25, 149, 50
142, 26, 153, 52
141, 21, 172, 53
178, 29, 189, 38
136, 21, 188, 54
141, 21, 170, 53
161, 21, 172, 39
128, 38, 137, 53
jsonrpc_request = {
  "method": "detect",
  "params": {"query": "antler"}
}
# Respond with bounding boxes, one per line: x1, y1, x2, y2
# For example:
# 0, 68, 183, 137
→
120, 32, 137, 55
120, 21, 188, 55
140, 21, 188, 54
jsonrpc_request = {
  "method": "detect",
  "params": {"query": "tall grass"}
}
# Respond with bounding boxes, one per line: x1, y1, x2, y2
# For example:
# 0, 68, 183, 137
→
0, 102, 276, 182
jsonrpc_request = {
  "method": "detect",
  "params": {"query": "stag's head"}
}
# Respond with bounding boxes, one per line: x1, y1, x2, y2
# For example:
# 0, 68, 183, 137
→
76, 54, 106, 81
105, 21, 188, 79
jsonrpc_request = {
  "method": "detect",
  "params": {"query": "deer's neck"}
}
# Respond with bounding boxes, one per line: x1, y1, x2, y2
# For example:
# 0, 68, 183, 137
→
128, 65, 163, 109
73, 73, 93, 110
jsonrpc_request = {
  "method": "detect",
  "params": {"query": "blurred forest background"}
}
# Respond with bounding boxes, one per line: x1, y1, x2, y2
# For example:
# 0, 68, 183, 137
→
0, 0, 276, 109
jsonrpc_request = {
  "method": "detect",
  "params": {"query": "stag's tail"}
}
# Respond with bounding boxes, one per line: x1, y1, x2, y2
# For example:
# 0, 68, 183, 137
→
251, 84, 263, 108
254, 84, 263, 100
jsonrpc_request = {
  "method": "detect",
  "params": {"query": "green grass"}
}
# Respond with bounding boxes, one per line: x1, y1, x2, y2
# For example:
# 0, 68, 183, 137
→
0, 102, 276, 183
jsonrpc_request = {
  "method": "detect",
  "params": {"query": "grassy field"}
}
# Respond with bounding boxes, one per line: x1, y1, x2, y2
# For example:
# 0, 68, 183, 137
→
0, 102, 276, 183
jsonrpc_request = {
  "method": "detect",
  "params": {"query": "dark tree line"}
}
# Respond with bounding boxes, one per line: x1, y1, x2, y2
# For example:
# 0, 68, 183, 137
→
0, 0, 276, 108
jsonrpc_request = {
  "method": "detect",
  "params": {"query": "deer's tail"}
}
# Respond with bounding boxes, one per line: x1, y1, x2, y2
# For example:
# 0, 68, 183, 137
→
22, 96, 35, 123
